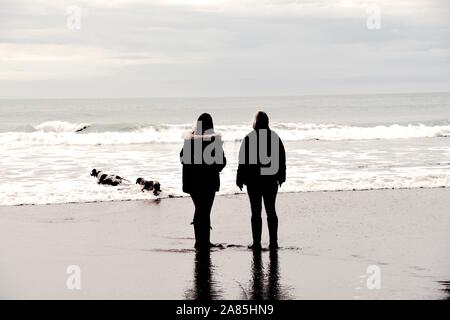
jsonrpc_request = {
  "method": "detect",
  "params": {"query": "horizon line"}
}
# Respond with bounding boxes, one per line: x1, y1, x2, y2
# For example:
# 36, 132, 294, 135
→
1, 90, 449, 100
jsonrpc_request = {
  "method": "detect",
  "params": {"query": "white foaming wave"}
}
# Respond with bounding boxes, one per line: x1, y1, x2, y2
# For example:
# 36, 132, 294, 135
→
1, 122, 450, 147
34, 120, 90, 133
271, 123, 450, 141
1, 173, 449, 206
0, 123, 190, 147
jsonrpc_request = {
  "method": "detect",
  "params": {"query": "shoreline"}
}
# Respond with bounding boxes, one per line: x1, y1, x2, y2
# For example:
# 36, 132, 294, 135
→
2, 185, 449, 208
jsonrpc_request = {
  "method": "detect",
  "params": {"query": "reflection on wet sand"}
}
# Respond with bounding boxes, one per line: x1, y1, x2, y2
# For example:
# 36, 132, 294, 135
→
267, 250, 282, 299
249, 249, 264, 300
249, 249, 288, 300
184, 249, 221, 300
438, 281, 450, 300
185, 248, 291, 300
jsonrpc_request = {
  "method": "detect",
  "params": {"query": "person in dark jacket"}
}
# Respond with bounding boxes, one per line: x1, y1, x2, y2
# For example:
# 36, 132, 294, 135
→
236, 111, 286, 250
180, 113, 226, 249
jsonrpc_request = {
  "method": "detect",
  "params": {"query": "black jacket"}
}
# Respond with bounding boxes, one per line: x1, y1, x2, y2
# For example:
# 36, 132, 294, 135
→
180, 132, 226, 194
236, 129, 286, 186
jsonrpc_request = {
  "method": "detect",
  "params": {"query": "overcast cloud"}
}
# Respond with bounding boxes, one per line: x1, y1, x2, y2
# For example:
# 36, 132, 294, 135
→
0, 0, 449, 98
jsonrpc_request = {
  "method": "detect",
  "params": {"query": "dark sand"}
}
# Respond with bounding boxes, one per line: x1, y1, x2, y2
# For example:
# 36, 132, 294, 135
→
0, 189, 449, 299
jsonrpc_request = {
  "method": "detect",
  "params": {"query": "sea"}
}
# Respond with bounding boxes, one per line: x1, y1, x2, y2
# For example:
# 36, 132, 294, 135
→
0, 92, 449, 206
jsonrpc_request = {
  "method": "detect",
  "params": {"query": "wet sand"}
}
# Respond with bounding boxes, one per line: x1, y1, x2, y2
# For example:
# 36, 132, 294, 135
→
0, 189, 449, 299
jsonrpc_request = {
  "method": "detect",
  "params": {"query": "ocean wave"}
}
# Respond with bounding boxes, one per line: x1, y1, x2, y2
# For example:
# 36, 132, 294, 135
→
1, 121, 449, 147
34, 120, 91, 133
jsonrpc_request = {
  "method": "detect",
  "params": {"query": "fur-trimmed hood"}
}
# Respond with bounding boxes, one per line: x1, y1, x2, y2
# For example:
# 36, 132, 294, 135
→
182, 131, 222, 142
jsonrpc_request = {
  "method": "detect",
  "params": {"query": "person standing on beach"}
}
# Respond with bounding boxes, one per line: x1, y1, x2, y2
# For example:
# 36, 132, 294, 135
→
180, 113, 226, 249
236, 111, 286, 250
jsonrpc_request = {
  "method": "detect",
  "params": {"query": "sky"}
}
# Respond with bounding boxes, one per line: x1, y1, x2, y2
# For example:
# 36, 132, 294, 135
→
0, 0, 449, 98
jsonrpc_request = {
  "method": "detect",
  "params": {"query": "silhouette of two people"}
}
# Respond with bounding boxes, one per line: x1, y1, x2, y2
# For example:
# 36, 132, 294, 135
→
180, 111, 286, 250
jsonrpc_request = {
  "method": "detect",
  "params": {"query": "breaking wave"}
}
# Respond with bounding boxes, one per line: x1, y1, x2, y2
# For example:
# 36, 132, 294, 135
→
1, 121, 449, 147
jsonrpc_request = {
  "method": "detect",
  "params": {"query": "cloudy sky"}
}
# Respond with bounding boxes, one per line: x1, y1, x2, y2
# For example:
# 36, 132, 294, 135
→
0, 0, 449, 98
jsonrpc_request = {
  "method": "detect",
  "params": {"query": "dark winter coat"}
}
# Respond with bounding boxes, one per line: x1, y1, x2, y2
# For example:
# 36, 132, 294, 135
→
236, 129, 286, 187
180, 132, 226, 194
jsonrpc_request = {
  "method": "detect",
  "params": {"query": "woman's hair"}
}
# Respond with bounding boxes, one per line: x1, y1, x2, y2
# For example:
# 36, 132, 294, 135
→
194, 113, 214, 135
253, 111, 269, 130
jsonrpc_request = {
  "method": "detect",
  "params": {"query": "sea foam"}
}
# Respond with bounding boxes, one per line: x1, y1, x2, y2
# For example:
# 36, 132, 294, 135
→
0, 121, 449, 147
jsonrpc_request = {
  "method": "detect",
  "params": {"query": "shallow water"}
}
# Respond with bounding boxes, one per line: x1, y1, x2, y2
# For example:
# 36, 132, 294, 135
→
1, 93, 449, 205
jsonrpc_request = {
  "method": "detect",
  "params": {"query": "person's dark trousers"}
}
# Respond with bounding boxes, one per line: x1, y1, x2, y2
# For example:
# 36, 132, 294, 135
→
247, 182, 279, 246
190, 191, 216, 248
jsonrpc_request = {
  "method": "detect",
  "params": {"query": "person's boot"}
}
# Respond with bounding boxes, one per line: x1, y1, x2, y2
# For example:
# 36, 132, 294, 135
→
268, 216, 279, 250
205, 223, 212, 248
193, 221, 201, 249
249, 215, 262, 250
248, 243, 262, 250
196, 221, 212, 250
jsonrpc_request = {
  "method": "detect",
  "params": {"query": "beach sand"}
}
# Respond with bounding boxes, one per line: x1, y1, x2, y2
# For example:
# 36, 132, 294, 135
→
0, 188, 449, 300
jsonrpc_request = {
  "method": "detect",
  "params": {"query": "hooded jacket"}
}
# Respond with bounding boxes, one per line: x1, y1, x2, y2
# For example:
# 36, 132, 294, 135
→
236, 129, 286, 187
180, 131, 227, 194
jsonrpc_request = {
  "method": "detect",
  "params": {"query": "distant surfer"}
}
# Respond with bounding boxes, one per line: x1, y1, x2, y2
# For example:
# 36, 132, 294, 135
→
75, 125, 89, 133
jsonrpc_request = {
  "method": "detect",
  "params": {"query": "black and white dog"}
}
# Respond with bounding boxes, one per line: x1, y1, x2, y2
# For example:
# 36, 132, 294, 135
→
91, 169, 127, 186
136, 178, 161, 196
